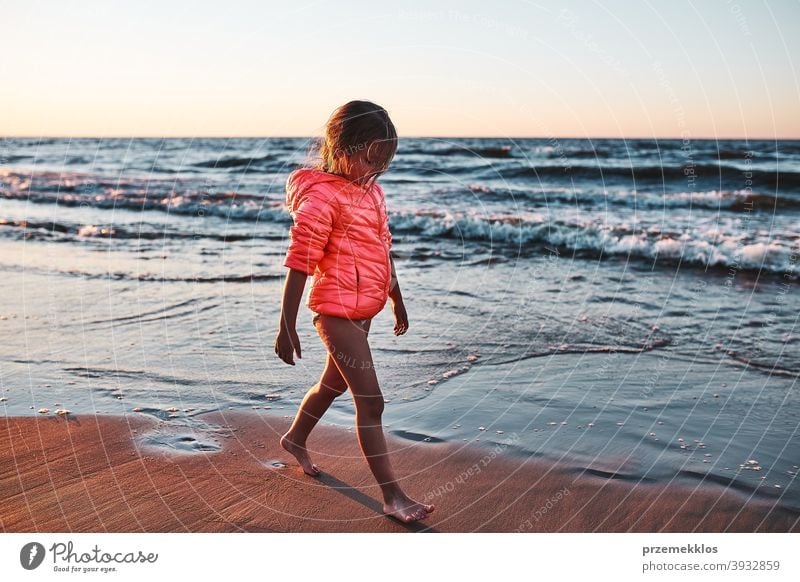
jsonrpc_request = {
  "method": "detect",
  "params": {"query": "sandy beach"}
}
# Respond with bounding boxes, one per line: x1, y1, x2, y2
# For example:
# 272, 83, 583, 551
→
1, 410, 796, 533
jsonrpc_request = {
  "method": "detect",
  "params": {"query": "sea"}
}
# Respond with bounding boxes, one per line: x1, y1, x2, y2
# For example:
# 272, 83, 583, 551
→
1, 136, 798, 512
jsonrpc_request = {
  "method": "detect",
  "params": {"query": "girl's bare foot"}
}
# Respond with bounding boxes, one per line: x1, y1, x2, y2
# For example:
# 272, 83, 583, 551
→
383, 494, 435, 523
280, 433, 320, 476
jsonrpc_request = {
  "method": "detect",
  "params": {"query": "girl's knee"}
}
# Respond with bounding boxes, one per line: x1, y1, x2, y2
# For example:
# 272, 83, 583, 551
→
354, 394, 384, 418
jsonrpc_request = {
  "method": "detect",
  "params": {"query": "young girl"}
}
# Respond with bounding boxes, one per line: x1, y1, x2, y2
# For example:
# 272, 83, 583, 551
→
274, 100, 435, 524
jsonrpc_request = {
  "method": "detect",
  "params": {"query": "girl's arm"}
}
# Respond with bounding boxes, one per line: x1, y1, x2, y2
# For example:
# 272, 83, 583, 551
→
279, 268, 307, 329
275, 268, 307, 365
389, 255, 409, 335
277, 186, 337, 364
389, 255, 403, 304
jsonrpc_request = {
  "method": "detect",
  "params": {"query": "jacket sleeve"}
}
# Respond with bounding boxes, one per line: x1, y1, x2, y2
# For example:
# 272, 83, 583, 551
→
283, 186, 338, 276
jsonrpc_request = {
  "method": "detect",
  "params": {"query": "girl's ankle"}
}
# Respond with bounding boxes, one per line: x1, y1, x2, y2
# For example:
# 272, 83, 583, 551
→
381, 485, 406, 503
281, 431, 305, 447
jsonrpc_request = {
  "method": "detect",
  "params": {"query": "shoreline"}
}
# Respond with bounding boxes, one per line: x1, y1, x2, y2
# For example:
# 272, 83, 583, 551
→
1, 410, 797, 533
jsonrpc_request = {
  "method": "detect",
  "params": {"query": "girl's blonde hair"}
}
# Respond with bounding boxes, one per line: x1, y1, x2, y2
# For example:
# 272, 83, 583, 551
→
312, 100, 398, 189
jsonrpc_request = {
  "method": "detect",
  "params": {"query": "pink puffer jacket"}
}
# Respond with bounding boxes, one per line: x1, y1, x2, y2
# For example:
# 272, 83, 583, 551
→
283, 168, 393, 320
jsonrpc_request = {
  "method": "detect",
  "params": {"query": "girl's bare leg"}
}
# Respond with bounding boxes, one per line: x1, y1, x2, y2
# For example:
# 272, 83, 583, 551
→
313, 314, 434, 523
281, 352, 349, 476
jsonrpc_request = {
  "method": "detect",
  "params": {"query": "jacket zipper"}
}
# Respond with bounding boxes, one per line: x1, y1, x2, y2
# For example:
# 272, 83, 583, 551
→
347, 235, 360, 312
366, 186, 392, 294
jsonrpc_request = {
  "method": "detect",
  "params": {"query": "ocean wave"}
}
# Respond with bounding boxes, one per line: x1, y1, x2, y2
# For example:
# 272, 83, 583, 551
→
1, 154, 32, 164
399, 145, 515, 158
6, 263, 283, 284
653, 190, 800, 211
0, 194, 287, 226
389, 209, 799, 275
470, 185, 800, 212
1, 171, 290, 223
192, 154, 289, 171
127, 272, 282, 283
0, 218, 283, 244
714, 149, 760, 160
0, 218, 71, 234
497, 163, 800, 189
559, 149, 610, 159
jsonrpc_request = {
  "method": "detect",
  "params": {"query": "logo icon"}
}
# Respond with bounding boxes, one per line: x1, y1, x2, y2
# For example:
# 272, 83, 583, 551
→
20, 542, 46, 570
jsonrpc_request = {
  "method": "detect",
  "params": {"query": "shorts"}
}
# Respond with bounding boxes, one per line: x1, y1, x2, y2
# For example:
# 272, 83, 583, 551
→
312, 312, 371, 334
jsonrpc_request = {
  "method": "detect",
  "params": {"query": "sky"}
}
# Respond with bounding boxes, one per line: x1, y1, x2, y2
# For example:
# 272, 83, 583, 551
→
2, 0, 799, 138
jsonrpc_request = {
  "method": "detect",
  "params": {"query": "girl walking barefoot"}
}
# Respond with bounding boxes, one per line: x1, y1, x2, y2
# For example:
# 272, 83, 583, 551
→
274, 100, 434, 524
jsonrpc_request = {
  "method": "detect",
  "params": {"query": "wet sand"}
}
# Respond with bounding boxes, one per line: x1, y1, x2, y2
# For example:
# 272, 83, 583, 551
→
1, 410, 797, 533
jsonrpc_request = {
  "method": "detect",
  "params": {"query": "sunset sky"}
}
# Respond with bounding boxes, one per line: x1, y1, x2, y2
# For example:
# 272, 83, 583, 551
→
2, 0, 799, 138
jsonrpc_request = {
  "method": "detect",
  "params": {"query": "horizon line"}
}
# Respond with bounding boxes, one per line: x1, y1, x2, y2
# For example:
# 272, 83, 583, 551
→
2, 134, 799, 141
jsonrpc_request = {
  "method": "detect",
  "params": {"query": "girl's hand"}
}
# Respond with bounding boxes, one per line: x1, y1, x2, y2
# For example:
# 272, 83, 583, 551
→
275, 325, 302, 365
392, 299, 409, 336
